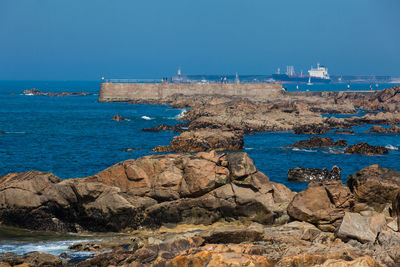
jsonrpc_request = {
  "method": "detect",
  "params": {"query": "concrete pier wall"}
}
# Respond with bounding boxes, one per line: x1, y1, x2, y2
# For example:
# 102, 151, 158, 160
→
98, 82, 283, 102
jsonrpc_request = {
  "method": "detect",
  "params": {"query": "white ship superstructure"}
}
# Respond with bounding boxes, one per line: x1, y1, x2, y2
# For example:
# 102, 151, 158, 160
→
308, 63, 330, 80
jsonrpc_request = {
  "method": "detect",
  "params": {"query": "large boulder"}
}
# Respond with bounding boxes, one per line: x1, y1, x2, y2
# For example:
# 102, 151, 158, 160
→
153, 129, 244, 152
292, 124, 330, 135
287, 180, 355, 231
347, 164, 400, 205
336, 212, 386, 243
287, 166, 341, 182
344, 143, 388, 155
0, 151, 295, 232
287, 137, 347, 148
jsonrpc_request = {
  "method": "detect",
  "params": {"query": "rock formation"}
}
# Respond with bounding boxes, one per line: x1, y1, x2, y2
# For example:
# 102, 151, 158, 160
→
23, 88, 91, 97
287, 137, 347, 148
344, 143, 389, 155
287, 166, 341, 182
347, 164, 400, 205
153, 129, 244, 152
0, 151, 294, 232
366, 125, 400, 133
112, 114, 128, 121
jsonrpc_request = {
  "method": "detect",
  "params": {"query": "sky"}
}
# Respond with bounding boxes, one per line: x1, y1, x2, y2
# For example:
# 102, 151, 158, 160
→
0, 0, 399, 80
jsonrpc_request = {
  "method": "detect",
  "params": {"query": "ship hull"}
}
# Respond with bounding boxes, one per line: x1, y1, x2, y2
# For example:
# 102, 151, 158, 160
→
272, 74, 331, 84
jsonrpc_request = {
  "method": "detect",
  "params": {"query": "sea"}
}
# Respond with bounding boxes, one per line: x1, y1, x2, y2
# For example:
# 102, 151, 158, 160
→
0, 80, 399, 259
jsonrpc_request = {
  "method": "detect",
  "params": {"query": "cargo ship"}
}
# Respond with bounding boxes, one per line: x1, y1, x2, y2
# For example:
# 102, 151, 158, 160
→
272, 63, 331, 84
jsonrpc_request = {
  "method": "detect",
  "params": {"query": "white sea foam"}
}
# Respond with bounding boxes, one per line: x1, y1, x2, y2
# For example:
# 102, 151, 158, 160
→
385, 144, 398, 151
24, 93, 34, 96
176, 109, 187, 119
0, 239, 97, 256
292, 148, 317, 153
141, 116, 152, 120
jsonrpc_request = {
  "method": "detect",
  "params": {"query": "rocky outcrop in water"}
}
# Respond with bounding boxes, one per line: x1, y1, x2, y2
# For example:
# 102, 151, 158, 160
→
344, 143, 389, 155
347, 164, 400, 205
287, 166, 341, 182
23, 88, 91, 97
292, 124, 330, 135
0, 151, 294, 232
366, 125, 400, 133
112, 114, 128, 121
152, 129, 244, 152
334, 130, 355, 134
287, 137, 347, 148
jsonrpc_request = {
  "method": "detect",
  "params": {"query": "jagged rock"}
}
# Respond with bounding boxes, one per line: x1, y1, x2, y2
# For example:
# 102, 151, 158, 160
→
112, 114, 128, 121
334, 130, 355, 135
142, 123, 173, 132
292, 124, 330, 135
287, 166, 341, 182
336, 212, 386, 243
287, 180, 355, 231
344, 143, 388, 155
366, 125, 400, 133
23, 88, 91, 97
153, 129, 244, 152
347, 164, 400, 205
0, 151, 294, 232
0, 252, 65, 266
287, 137, 347, 148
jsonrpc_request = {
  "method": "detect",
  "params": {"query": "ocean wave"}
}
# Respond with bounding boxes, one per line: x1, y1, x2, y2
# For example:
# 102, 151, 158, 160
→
5, 132, 26, 134
323, 147, 346, 154
141, 116, 152, 120
385, 144, 399, 151
292, 148, 317, 153
0, 239, 97, 256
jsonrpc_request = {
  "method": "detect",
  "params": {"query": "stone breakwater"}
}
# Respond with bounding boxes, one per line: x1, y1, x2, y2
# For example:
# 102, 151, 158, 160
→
98, 82, 283, 102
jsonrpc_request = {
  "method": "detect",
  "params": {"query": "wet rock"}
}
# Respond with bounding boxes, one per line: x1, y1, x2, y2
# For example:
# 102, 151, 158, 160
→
112, 114, 128, 121
346, 112, 400, 126
288, 137, 347, 148
292, 124, 330, 135
287, 180, 355, 231
347, 164, 400, 205
287, 166, 341, 182
336, 212, 386, 243
334, 130, 355, 135
122, 148, 140, 152
366, 125, 400, 133
142, 123, 174, 132
344, 143, 388, 155
153, 129, 244, 152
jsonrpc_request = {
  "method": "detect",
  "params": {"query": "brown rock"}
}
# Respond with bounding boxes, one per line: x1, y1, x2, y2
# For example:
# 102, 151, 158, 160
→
292, 124, 330, 135
334, 130, 355, 135
287, 180, 355, 231
347, 164, 400, 205
336, 212, 386, 243
112, 114, 128, 121
288, 137, 347, 148
366, 125, 400, 133
153, 129, 244, 152
344, 143, 388, 155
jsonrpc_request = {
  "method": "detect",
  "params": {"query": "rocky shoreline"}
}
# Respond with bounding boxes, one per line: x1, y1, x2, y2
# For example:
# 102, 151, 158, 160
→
1, 151, 400, 266
2, 86, 400, 266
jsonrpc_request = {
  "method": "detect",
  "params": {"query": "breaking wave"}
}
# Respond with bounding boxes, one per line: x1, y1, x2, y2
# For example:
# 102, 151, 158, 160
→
385, 144, 398, 151
141, 116, 152, 120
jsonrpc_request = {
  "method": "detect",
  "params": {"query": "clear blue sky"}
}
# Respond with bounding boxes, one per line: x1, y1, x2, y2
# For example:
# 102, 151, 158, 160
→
0, 0, 398, 80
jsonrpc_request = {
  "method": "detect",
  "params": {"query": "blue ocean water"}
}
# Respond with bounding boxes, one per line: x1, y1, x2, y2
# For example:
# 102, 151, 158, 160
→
0, 81, 399, 190
0, 80, 399, 256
